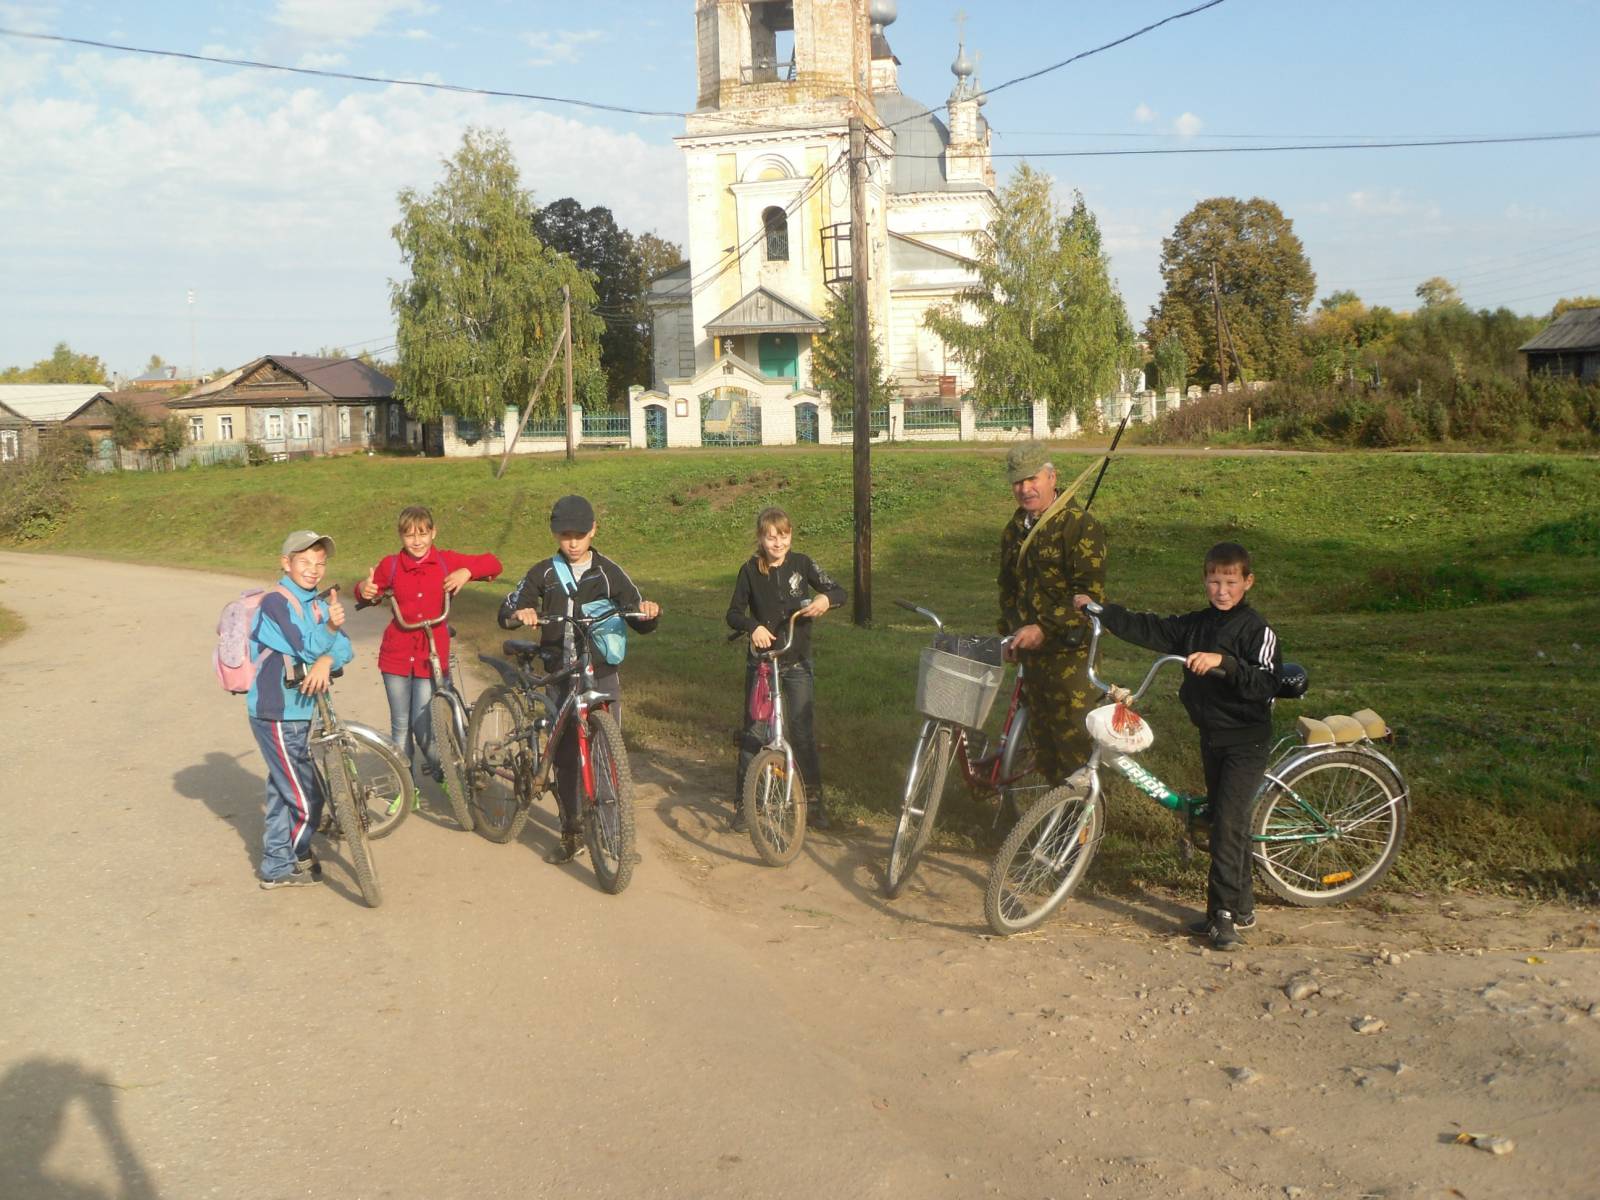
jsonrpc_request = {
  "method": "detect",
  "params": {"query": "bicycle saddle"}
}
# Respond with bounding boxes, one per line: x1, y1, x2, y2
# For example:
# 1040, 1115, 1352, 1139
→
503, 639, 542, 659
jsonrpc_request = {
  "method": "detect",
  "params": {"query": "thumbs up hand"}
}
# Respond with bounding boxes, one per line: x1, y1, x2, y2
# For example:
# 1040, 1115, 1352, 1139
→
324, 586, 346, 631
357, 568, 379, 602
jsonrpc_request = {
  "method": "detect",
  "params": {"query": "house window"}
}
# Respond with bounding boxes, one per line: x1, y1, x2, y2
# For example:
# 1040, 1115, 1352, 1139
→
294, 411, 310, 439
266, 412, 283, 440
762, 206, 789, 261
0, 430, 17, 462
219, 414, 233, 440
338, 407, 351, 440
389, 404, 402, 437
363, 407, 375, 436
189, 416, 205, 441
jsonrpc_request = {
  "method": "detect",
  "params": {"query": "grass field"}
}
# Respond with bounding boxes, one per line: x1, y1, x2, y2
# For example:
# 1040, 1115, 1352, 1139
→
18, 445, 1600, 899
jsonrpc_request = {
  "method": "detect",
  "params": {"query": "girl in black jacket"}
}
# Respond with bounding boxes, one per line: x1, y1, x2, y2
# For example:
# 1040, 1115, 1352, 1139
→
726, 507, 846, 830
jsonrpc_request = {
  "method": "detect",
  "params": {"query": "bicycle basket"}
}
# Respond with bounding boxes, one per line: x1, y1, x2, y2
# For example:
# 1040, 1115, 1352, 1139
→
932, 632, 1006, 666
915, 646, 1003, 729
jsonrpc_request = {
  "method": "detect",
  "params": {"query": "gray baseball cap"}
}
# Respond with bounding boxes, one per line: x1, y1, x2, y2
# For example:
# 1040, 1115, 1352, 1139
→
549, 494, 596, 534
281, 529, 335, 557
1004, 441, 1053, 483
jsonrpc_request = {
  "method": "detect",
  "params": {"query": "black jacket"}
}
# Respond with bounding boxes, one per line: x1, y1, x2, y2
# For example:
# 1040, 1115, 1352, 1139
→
1098, 600, 1281, 746
497, 551, 658, 665
725, 552, 847, 664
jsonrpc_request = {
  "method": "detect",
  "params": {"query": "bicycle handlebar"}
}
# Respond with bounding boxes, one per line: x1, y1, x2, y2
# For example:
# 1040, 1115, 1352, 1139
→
1081, 601, 1199, 702
370, 589, 450, 630
727, 610, 801, 658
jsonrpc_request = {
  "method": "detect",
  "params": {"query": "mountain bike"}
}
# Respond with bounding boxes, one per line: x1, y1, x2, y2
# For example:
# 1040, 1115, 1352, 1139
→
983, 602, 1409, 935
465, 610, 643, 894
883, 600, 1036, 899
297, 665, 388, 908
728, 611, 807, 866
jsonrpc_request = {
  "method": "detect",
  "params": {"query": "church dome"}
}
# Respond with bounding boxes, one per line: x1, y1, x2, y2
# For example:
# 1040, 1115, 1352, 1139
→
876, 91, 985, 195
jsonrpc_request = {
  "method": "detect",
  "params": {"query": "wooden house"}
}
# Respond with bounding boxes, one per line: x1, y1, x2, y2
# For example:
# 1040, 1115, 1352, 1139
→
1519, 307, 1600, 382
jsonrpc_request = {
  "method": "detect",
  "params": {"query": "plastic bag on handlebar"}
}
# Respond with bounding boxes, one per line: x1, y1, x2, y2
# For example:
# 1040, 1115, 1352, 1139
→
1085, 702, 1153, 753
747, 660, 774, 723
932, 632, 1005, 666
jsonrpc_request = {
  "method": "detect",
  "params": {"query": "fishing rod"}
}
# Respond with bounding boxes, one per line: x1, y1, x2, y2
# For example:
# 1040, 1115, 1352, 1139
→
1083, 411, 1131, 514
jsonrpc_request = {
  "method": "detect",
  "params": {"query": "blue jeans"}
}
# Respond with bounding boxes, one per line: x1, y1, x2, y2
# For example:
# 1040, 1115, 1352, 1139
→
382, 671, 441, 780
249, 717, 325, 881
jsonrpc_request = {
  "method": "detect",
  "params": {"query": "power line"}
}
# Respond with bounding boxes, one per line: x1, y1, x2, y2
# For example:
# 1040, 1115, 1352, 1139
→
893, 130, 1600, 159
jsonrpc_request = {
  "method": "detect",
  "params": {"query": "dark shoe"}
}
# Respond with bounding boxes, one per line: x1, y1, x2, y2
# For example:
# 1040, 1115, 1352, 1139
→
729, 805, 748, 833
259, 870, 319, 890
1186, 910, 1254, 936
544, 832, 585, 864
809, 801, 832, 831
1208, 913, 1245, 952
297, 853, 322, 881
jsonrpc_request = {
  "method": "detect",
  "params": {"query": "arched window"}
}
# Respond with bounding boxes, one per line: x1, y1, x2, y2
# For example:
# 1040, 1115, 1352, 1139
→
762, 206, 789, 262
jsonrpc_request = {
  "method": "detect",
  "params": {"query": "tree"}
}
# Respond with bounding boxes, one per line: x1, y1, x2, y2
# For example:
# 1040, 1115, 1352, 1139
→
1146, 197, 1316, 385
0, 342, 109, 384
151, 415, 188, 461
1151, 334, 1188, 394
532, 199, 681, 405
110, 401, 150, 450
143, 353, 167, 374
811, 284, 893, 416
1319, 289, 1361, 311
1415, 276, 1463, 309
1551, 295, 1600, 318
390, 128, 604, 426
924, 165, 1131, 425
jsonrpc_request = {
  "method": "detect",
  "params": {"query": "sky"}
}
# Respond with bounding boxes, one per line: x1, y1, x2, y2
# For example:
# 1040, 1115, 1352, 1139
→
2, 0, 1598, 379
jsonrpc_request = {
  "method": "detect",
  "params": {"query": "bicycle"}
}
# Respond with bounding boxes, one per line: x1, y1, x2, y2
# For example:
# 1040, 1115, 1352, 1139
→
356, 589, 477, 834
465, 610, 644, 894
882, 600, 1038, 900
983, 601, 1409, 935
296, 664, 389, 908
728, 611, 807, 867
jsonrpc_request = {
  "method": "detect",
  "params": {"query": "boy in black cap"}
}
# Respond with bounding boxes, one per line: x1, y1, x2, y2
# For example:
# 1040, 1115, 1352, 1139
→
498, 495, 660, 863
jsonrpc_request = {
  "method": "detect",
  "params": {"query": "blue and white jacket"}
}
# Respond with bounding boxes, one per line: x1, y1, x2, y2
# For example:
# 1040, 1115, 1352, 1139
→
246, 576, 354, 721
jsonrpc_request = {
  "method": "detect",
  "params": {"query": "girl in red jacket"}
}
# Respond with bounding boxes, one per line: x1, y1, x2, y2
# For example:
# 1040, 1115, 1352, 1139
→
357, 505, 501, 792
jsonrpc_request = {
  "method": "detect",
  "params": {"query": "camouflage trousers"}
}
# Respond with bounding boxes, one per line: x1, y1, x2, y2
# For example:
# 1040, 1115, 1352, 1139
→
1018, 645, 1097, 787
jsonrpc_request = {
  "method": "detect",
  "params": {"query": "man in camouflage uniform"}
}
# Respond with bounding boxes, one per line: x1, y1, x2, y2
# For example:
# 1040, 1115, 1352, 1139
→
997, 442, 1107, 787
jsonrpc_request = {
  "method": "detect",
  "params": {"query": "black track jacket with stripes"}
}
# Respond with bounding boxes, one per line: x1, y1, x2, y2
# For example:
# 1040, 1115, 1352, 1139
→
1097, 600, 1282, 746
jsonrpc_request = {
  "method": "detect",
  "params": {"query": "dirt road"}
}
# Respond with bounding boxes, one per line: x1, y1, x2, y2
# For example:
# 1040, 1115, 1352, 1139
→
2, 552, 1596, 1199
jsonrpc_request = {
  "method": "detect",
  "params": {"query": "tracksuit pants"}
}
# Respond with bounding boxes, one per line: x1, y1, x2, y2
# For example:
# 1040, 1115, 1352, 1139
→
1200, 734, 1270, 920
250, 717, 326, 882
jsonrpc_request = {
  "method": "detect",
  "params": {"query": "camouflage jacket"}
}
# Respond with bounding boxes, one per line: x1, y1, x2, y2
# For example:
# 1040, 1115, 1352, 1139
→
997, 502, 1107, 652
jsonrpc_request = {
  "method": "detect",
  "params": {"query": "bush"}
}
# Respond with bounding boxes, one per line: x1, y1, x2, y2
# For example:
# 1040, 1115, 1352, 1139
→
0, 441, 87, 542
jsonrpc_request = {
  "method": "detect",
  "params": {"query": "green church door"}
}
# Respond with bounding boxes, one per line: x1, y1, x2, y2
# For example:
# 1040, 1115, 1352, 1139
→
758, 333, 798, 379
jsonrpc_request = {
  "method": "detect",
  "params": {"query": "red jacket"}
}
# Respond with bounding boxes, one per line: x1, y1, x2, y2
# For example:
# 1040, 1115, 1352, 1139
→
369, 548, 502, 677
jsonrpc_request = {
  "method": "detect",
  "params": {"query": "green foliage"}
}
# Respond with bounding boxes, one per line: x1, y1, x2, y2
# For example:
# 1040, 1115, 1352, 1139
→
924, 165, 1130, 426
110, 402, 150, 450
1550, 296, 1600, 319
1147, 196, 1316, 385
244, 440, 271, 466
150, 415, 188, 458
532, 198, 683, 405
1414, 276, 1463, 309
1151, 335, 1188, 394
812, 284, 894, 417
390, 128, 605, 425
0, 342, 109, 384
0, 439, 87, 540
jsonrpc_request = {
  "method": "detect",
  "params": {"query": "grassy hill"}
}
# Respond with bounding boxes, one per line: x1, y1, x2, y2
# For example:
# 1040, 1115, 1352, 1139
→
23, 445, 1600, 899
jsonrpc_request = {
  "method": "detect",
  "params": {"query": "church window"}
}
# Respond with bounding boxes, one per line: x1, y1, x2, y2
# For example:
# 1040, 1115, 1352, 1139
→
762, 206, 789, 262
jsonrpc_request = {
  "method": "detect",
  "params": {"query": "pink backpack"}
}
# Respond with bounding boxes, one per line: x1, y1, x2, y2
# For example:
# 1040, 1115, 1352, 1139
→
214, 586, 305, 694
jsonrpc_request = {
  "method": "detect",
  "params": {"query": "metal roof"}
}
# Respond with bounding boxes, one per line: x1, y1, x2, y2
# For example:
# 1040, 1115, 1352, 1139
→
705, 287, 825, 335
874, 91, 951, 194
273, 355, 395, 399
1519, 307, 1600, 353
0, 384, 109, 422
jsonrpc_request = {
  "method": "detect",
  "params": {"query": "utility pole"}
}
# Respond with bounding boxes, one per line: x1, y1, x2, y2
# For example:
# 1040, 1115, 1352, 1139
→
187, 289, 197, 380
1210, 263, 1228, 391
562, 285, 576, 463
848, 115, 872, 627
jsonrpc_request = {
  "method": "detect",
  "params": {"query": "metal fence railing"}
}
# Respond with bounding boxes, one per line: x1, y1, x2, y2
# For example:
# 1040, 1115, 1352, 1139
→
519, 416, 567, 439
832, 405, 889, 434
975, 403, 1031, 431
903, 404, 960, 431
581, 412, 631, 440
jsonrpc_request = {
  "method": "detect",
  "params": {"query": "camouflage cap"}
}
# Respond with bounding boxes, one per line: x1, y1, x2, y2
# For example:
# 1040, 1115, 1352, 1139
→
1004, 441, 1052, 483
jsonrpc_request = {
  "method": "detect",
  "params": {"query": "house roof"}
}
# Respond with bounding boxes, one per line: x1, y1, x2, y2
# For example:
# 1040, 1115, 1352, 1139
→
0, 384, 110, 422
889, 231, 976, 271
704, 287, 825, 336
65, 390, 174, 426
171, 355, 394, 406
1519, 307, 1600, 353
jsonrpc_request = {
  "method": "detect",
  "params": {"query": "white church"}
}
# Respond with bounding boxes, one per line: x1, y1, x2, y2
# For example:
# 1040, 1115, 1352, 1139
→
634, 0, 1027, 448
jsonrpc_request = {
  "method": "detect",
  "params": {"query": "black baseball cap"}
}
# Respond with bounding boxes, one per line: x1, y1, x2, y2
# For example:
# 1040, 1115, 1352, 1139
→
549, 494, 595, 534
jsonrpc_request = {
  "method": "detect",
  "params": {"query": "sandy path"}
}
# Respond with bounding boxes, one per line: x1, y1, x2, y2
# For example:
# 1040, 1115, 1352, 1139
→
1, 551, 1596, 1200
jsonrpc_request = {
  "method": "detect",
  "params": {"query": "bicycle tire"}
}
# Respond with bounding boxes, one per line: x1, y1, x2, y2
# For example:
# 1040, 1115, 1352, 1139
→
883, 723, 953, 899
582, 709, 637, 894
430, 691, 475, 832
320, 744, 383, 908
1252, 749, 1407, 906
339, 723, 413, 840
996, 704, 1037, 826
465, 684, 536, 844
743, 748, 806, 867
983, 785, 1102, 935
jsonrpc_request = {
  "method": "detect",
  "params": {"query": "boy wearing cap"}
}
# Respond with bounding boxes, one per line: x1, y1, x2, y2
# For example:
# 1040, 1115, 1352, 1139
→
997, 442, 1107, 797
498, 496, 661, 864
248, 530, 354, 889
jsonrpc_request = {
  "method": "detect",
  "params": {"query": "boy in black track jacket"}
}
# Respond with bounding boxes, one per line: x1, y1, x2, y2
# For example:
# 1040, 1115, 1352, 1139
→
498, 495, 660, 863
1075, 541, 1281, 951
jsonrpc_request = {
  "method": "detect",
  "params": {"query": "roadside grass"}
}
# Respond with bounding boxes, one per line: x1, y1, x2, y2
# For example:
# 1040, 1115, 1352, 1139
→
0, 601, 23, 646
18, 446, 1600, 900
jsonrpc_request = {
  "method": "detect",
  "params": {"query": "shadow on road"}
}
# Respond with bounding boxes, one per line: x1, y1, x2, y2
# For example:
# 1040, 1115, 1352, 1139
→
0, 1057, 159, 1200
171, 751, 262, 868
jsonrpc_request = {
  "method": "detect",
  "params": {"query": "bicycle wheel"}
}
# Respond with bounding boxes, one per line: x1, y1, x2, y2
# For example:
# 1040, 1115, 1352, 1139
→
429, 691, 475, 832
883, 723, 953, 899
743, 748, 806, 867
983, 785, 1102, 935
319, 744, 383, 908
582, 709, 637, 894
338, 724, 413, 840
996, 704, 1037, 826
465, 685, 538, 844
1252, 750, 1407, 905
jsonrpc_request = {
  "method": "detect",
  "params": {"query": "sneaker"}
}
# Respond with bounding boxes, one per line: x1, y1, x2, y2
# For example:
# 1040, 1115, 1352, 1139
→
259, 870, 319, 890
296, 854, 322, 881
1186, 911, 1255, 936
1208, 912, 1245, 952
729, 806, 748, 833
543, 832, 586, 864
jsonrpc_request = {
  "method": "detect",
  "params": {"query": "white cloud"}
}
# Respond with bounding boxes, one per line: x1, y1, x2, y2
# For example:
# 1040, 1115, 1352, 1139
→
298, 51, 350, 69
271, 0, 434, 43
1132, 102, 1156, 124
399, 28, 433, 41
525, 30, 605, 68
1346, 189, 1441, 222
0, 2, 59, 35
1172, 112, 1202, 137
